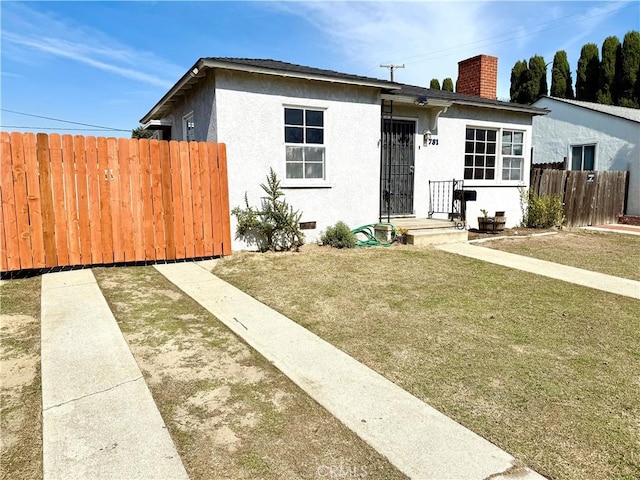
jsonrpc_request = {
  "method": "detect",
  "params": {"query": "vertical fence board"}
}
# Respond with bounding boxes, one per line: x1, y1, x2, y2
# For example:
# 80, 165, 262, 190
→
128, 139, 145, 261
97, 137, 114, 264
107, 138, 124, 262
169, 141, 185, 259
9, 132, 33, 269
209, 143, 223, 257
48, 134, 70, 266
159, 141, 176, 260
74, 136, 92, 264
2, 133, 230, 272
150, 140, 166, 260
61, 135, 81, 265
180, 141, 195, 258
199, 142, 214, 257
22, 133, 45, 268
0, 197, 7, 272
85, 137, 103, 264
217, 143, 232, 255
117, 138, 135, 262
1, 133, 20, 270
36, 134, 57, 267
138, 140, 155, 261
190, 142, 205, 257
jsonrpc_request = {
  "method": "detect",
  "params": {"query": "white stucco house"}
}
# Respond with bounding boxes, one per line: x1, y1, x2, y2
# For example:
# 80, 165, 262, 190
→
141, 56, 548, 249
532, 96, 640, 216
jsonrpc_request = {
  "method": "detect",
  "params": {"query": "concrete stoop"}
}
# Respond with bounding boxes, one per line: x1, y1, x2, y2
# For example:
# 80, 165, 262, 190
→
407, 228, 468, 245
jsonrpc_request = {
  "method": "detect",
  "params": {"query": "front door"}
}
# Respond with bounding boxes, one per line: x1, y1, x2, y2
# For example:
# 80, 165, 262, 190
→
380, 119, 415, 217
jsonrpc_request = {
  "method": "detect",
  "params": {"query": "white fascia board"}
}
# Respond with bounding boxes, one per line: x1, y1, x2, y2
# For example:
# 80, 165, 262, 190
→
143, 119, 172, 129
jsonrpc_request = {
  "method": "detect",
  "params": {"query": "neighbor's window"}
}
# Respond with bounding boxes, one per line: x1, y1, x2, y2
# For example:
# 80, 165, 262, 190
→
183, 112, 195, 141
501, 130, 524, 180
284, 107, 325, 179
571, 144, 595, 170
464, 128, 497, 180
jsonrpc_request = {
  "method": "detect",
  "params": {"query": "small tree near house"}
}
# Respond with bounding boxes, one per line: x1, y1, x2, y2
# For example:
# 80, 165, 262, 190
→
232, 168, 304, 252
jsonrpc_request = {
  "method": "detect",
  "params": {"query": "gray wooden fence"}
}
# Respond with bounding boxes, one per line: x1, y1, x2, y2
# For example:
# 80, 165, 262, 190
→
530, 169, 628, 227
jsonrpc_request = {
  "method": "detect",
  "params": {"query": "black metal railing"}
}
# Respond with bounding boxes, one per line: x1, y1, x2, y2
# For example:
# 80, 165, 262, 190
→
428, 179, 464, 221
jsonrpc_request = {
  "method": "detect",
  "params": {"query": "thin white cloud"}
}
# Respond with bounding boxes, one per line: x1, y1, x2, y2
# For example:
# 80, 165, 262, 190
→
1, 3, 184, 88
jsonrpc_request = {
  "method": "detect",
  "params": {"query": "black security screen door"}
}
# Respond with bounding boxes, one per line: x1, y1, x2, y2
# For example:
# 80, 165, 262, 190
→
380, 119, 415, 217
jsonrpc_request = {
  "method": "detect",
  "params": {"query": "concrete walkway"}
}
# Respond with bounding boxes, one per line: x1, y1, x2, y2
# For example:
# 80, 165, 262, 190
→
41, 269, 189, 480
155, 261, 545, 480
436, 243, 640, 300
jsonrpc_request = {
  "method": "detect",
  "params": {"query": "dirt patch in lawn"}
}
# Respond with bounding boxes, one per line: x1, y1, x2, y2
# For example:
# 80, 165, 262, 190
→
0, 277, 42, 480
214, 245, 640, 480
480, 229, 640, 281
94, 266, 405, 480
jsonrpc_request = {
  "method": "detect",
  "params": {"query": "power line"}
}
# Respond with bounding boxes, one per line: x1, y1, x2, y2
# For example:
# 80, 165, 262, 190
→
0, 125, 129, 132
0, 108, 130, 132
374, 1, 633, 70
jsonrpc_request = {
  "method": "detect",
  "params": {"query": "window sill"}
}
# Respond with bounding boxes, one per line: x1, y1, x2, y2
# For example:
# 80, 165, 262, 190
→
282, 181, 333, 189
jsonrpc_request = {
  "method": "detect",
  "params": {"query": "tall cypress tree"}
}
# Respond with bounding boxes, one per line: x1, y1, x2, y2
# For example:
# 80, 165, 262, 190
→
617, 30, 640, 107
597, 36, 621, 104
576, 43, 600, 101
442, 78, 454, 92
529, 55, 548, 98
550, 50, 575, 98
430, 78, 441, 90
510, 59, 529, 103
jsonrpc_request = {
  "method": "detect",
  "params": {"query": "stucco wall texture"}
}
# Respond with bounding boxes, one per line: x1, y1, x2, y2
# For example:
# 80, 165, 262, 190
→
533, 97, 640, 216
165, 69, 536, 249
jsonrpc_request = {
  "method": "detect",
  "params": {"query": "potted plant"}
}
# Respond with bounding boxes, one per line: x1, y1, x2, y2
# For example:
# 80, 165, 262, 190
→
478, 209, 494, 232
395, 227, 409, 244
493, 211, 506, 233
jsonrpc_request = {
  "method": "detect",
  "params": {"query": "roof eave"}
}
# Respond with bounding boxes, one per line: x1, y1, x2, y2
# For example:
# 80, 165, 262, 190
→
201, 59, 399, 90
139, 58, 206, 124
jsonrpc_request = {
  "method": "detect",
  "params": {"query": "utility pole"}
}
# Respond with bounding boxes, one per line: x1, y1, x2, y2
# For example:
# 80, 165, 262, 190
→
380, 64, 405, 82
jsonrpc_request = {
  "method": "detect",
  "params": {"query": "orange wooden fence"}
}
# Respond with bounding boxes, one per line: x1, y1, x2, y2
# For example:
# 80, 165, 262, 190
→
1, 132, 231, 272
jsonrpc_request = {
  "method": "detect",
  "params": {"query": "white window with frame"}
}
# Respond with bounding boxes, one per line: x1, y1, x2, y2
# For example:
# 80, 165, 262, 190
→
183, 112, 195, 142
464, 127, 525, 181
570, 144, 595, 171
284, 107, 325, 180
501, 130, 525, 180
464, 127, 497, 180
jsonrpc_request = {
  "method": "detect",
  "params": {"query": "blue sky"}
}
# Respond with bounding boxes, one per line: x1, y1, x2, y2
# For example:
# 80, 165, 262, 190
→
1, 1, 638, 137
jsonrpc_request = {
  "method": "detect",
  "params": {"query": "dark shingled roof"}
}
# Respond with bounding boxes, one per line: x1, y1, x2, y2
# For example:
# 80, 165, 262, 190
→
141, 57, 547, 123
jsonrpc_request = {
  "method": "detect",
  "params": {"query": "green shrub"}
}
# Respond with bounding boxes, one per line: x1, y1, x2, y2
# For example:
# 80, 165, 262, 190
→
520, 188, 565, 228
232, 169, 304, 252
321, 222, 357, 248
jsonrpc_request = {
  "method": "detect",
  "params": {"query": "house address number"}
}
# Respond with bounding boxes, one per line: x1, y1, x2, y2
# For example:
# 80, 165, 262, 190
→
427, 138, 439, 146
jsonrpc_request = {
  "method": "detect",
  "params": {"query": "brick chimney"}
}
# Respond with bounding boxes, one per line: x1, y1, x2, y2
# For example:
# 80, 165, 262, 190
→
456, 55, 498, 99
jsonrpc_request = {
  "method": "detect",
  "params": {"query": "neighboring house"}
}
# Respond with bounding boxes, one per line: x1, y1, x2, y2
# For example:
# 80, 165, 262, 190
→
141, 55, 547, 249
532, 96, 640, 216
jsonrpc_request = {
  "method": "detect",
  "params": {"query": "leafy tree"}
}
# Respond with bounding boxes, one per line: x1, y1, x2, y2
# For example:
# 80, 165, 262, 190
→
442, 78, 454, 92
550, 50, 574, 98
429, 78, 441, 90
617, 30, 640, 107
528, 55, 548, 98
576, 43, 600, 102
596, 36, 621, 104
510, 59, 529, 103
131, 125, 154, 139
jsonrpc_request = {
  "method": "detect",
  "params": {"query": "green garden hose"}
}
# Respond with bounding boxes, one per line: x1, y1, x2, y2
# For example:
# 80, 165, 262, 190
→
351, 223, 397, 247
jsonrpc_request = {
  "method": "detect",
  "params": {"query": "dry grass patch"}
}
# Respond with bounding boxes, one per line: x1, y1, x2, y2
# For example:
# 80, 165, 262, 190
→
481, 229, 640, 281
94, 266, 405, 480
0, 277, 42, 480
214, 245, 640, 480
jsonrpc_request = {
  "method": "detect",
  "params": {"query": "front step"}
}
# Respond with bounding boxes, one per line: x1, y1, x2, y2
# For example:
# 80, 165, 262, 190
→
407, 228, 468, 246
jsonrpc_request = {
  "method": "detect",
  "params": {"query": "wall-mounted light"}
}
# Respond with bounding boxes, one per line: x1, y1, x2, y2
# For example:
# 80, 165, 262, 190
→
423, 129, 432, 146
415, 96, 427, 106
